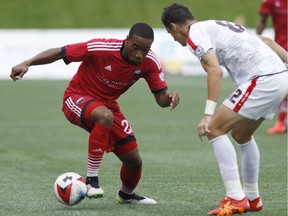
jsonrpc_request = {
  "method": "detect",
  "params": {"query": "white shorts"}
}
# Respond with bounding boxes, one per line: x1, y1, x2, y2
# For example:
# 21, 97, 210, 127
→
223, 71, 288, 120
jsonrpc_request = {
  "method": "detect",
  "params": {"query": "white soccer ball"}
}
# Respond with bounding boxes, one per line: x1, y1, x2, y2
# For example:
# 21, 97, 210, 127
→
53, 172, 87, 206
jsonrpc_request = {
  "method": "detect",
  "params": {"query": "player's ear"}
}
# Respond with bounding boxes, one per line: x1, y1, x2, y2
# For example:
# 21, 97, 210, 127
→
124, 36, 130, 45
170, 23, 178, 31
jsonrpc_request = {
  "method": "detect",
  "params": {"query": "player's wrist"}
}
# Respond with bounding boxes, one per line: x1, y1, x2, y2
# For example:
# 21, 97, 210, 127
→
204, 99, 217, 115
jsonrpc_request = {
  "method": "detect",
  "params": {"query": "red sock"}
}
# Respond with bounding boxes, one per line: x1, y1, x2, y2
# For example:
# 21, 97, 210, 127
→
120, 164, 142, 194
278, 112, 287, 125
87, 124, 110, 177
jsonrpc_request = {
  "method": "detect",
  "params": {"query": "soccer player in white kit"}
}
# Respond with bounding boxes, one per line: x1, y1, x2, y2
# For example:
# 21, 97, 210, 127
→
161, 3, 287, 216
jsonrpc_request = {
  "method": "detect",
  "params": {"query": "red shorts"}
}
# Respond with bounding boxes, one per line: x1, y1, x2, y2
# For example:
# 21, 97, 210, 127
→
62, 94, 138, 155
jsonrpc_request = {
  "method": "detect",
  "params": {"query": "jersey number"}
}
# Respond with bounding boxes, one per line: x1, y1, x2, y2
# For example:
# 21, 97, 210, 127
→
215, 21, 245, 33
121, 119, 133, 134
229, 89, 242, 104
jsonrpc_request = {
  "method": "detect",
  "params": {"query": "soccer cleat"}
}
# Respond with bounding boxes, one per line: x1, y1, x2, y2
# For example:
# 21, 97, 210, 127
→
86, 176, 104, 198
267, 122, 286, 134
249, 197, 263, 211
117, 190, 157, 205
207, 197, 249, 216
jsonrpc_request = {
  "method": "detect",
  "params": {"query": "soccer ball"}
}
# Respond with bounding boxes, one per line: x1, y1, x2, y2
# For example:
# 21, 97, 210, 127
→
53, 172, 87, 206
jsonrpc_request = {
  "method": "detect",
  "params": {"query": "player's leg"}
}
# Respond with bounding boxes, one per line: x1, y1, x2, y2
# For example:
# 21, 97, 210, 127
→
207, 105, 250, 215
207, 73, 286, 214
114, 145, 157, 204
62, 95, 113, 198
267, 95, 287, 134
115, 145, 142, 194
85, 104, 113, 198
231, 119, 264, 211
110, 111, 157, 204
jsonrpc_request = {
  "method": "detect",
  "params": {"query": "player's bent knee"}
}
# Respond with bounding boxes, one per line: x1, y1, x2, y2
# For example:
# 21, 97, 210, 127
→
91, 107, 114, 127
117, 146, 143, 171
206, 128, 224, 140
100, 109, 114, 127
231, 131, 252, 144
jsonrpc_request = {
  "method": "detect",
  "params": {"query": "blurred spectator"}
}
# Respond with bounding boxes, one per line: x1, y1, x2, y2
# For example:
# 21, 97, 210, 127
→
256, 0, 287, 134
234, 15, 246, 26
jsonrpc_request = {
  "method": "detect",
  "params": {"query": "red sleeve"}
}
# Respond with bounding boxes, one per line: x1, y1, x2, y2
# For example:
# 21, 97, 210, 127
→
259, 0, 272, 15
62, 41, 90, 64
143, 51, 168, 93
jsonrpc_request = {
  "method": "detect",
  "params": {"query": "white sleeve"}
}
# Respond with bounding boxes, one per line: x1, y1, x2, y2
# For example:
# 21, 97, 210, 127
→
187, 26, 213, 60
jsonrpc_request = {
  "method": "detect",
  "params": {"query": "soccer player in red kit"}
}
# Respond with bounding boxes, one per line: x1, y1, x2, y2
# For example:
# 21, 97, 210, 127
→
257, 0, 288, 134
10, 23, 180, 204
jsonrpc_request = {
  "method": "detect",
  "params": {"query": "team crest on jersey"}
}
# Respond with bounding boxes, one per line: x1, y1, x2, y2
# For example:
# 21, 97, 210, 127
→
76, 97, 84, 104
195, 45, 205, 58
133, 69, 142, 75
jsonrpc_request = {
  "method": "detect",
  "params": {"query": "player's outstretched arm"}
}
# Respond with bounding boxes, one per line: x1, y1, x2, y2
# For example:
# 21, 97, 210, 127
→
154, 91, 180, 110
10, 48, 62, 81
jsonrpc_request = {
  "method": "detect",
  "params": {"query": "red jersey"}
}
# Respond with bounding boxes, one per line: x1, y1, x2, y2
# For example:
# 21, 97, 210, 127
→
62, 38, 167, 101
259, 0, 288, 50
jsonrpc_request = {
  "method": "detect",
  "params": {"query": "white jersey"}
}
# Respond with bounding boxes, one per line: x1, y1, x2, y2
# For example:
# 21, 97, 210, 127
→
187, 20, 287, 86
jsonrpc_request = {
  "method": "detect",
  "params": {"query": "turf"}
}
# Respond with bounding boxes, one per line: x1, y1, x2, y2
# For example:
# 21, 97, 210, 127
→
0, 76, 287, 216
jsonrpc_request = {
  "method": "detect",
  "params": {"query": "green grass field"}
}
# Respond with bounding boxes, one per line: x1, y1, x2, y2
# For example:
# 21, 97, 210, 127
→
0, 76, 287, 216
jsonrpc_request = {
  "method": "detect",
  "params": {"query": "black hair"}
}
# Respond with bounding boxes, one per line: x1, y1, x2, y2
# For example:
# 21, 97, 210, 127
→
128, 22, 154, 40
161, 3, 195, 28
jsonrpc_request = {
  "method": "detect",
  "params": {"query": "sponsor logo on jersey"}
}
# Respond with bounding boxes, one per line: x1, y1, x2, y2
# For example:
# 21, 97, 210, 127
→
92, 148, 103, 153
133, 69, 142, 75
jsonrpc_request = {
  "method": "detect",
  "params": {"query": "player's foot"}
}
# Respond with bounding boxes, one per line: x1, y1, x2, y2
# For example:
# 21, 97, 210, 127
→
117, 190, 157, 205
248, 197, 263, 211
207, 196, 249, 216
86, 176, 104, 198
267, 122, 286, 134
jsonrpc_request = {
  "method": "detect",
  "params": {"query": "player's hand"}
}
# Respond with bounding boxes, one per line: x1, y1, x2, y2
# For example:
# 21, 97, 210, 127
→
198, 114, 212, 141
169, 91, 180, 110
10, 62, 29, 81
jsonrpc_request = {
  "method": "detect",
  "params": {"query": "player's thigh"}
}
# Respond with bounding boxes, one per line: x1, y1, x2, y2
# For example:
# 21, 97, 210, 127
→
208, 105, 264, 142
208, 105, 244, 138
63, 95, 111, 131
108, 110, 138, 155
231, 118, 264, 144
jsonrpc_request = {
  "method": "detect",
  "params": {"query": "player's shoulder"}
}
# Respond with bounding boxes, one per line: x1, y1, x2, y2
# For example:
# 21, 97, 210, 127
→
145, 50, 162, 70
190, 20, 216, 30
87, 38, 123, 51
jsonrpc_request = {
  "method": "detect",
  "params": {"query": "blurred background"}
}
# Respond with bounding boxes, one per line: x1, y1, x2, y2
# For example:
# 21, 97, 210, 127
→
0, 0, 268, 28
1, 2, 286, 216
0, 0, 273, 79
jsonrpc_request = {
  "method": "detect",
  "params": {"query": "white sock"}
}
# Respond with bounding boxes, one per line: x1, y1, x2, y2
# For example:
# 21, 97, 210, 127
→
210, 135, 245, 200
87, 154, 103, 177
243, 182, 259, 201
238, 137, 260, 200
